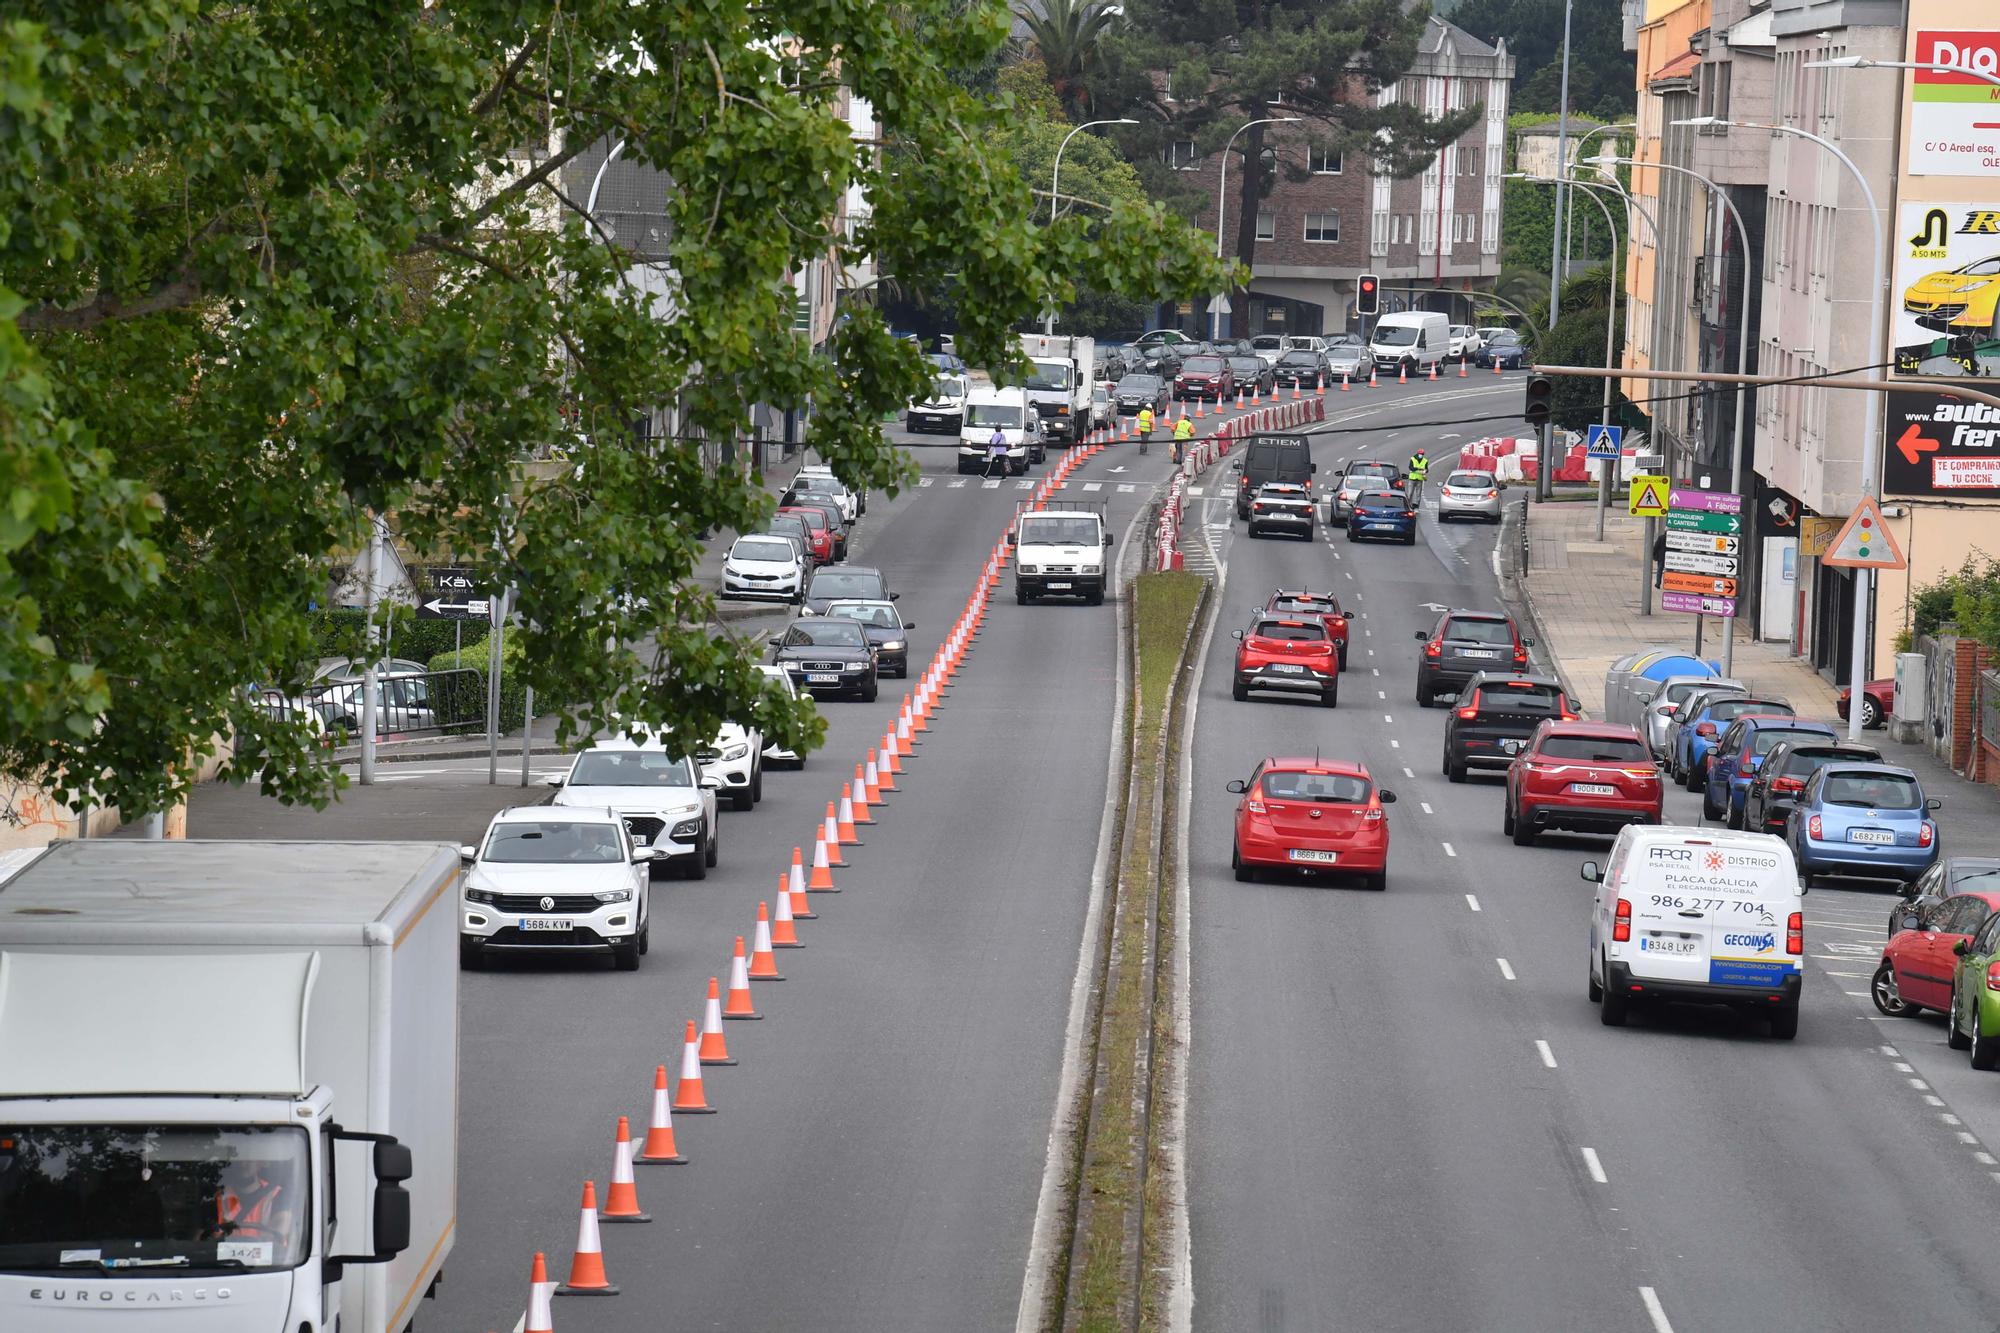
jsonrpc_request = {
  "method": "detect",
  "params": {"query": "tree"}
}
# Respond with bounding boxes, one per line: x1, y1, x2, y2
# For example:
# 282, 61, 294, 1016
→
0, 1, 1234, 818
1014, 0, 1119, 119
1091, 1, 1481, 336
1448, 0, 1636, 121
1536, 265, 1636, 432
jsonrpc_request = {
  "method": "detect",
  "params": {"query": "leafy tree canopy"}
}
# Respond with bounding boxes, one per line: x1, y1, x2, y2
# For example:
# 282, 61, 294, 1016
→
0, 0, 1233, 816
1448, 0, 1637, 122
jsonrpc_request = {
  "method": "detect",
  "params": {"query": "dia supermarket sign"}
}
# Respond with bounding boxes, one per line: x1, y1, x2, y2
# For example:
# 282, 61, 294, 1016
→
1908, 30, 2000, 176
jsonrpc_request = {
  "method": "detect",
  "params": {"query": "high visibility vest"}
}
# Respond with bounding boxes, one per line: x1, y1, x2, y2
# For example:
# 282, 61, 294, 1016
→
1174, 418, 1195, 440
218, 1178, 282, 1233
1137, 410, 1154, 433
1409, 458, 1428, 481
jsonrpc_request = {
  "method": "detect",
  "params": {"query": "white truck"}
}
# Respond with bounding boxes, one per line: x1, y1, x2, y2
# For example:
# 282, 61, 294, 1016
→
1017, 333, 1095, 446
1010, 500, 1112, 605
0, 840, 459, 1333
958, 385, 1041, 475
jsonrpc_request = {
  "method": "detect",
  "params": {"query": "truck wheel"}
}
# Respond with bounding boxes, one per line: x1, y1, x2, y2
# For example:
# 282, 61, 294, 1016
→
612, 939, 642, 972
1088, 585, 1105, 606
459, 938, 487, 971
1017, 585, 1030, 605
1768, 1000, 1799, 1040
1599, 974, 1630, 1027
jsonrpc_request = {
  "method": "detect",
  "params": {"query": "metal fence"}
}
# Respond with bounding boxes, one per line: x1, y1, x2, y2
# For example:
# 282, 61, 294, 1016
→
254, 669, 487, 740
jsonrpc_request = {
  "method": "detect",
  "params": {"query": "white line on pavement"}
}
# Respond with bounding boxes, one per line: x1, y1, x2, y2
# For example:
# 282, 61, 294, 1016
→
1420, 802, 1433, 814
949, 478, 968, 488
1118, 483, 1136, 493
1441, 842, 1457, 857
1535, 1039, 1557, 1069
1382, 713, 1392, 723
1377, 690, 1386, 700
1082, 482, 1102, 491
1977, 1152, 1997, 1166
1940, 1111, 1960, 1124
1390, 739, 1401, 749
1880, 1045, 1902, 1057
1640, 1287, 1676, 1333
918, 476, 935, 486
1924, 1094, 1946, 1106
1912, 1078, 1932, 1091
1466, 894, 1481, 912
1958, 1130, 1979, 1145
1581, 1147, 1607, 1183
1402, 767, 1414, 778
982, 479, 1000, 489
1496, 958, 1515, 980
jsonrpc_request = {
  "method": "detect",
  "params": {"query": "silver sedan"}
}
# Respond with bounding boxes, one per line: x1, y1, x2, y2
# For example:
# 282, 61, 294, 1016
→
1435, 470, 1503, 523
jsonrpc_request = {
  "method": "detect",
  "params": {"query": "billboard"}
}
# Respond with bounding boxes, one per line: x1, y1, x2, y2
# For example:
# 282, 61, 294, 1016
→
1907, 30, 2000, 176
1885, 390, 2000, 496
1893, 202, 2000, 379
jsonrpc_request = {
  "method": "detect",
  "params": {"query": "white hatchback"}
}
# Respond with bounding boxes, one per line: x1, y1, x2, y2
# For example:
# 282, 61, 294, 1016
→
722, 534, 806, 602
458, 805, 656, 971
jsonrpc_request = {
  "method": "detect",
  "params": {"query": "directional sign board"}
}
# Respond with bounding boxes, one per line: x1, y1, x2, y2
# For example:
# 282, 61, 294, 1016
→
1585, 423, 1623, 459
418, 565, 492, 620
1661, 591, 1738, 617
1628, 474, 1670, 517
1661, 489, 1740, 620
1665, 532, 1740, 555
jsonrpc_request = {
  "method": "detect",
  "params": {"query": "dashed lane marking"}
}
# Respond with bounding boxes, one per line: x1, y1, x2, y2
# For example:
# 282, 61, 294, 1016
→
981, 479, 1001, 489
918, 476, 935, 486
1082, 482, 1102, 491
1441, 842, 1457, 857
1466, 894, 1482, 912
1535, 1039, 1557, 1069
1581, 1147, 1607, 1183
1118, 483, 1136, 493
1420, 802, 1433, 814
1016, 479, 1035, 489
1640, 1287, 1677, 1333
949, 478, 969, 488
1497, 958, 1515, 981
1402, 767, 1414, 778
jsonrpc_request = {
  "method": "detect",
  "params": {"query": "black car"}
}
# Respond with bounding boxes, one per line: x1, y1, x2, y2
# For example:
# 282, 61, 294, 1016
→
1441, 673, 1575, 783
1414, 610, 1531, 706
1113, 373, 1169, 417
768, 618, 879, 702
803, 565, 895, 615
1475, 330, 1527, 369
1272, 350, 1328, 390
1227, 355, 1276, 397
1890, 856, 2000, 938
822, 599, 916, 678
1743, 739, 1883, 834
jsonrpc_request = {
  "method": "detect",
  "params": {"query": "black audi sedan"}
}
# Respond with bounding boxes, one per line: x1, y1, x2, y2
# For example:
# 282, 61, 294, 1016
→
769, 617, 879, 702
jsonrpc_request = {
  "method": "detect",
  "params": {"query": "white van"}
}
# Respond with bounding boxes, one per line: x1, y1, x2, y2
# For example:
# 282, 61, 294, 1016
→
958, 385, 1041, 475
1584, 825, 1805, 1038
1370, 311, 1450, 375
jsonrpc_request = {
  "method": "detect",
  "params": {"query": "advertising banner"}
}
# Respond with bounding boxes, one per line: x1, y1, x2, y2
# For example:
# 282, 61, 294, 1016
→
1894, 202, 2000, 378
1884, 390, 2000, 496
1906, 30, 2000, 176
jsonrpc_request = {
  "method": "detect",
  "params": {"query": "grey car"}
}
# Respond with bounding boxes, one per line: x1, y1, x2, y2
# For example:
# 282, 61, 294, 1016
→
1323, 335, 1369, 382
1435, 469, 1503, 523
1641, 675, 1743, 757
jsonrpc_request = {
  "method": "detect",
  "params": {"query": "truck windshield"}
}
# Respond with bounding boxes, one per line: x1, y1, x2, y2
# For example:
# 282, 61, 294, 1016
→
966, 404, 1023, 428
1373, 326, 1419, 347
0, 1124, 309, 1273
1024, 361, 1071, 391
1021, 517, 1100, 545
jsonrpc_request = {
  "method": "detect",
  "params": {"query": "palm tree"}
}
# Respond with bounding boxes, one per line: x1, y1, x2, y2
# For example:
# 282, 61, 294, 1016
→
1014, 0, 1118, 118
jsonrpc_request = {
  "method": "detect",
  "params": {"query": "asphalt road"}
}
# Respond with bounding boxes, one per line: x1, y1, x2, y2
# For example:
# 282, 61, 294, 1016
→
1183, 381, 2000, 1332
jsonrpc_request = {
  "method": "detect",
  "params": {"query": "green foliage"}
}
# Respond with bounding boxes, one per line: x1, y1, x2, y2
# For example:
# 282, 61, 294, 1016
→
0, 1, 1235, 816
1013, 0, 1119, 119
1449, 0, 1637, 121
426, 636, 560, 737
1537, 264, 1633, 431
1911, 555, 2000, 650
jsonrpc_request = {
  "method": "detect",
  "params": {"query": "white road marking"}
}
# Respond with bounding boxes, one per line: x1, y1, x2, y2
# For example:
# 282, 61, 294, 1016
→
1843, 990, 1867, 997
1371, 668, 1380, 677
1497, 958, 1515, 980
1377, 690, 1387, 700
1389, 739, 1401, 749
1941, 1112, 1962, 1125
1420, 802, 1434, 814
1924, 1094, 1946, 1106
1895, 1062, 1915, 1073
1639, 1287, 1676, 1333
918, 476, 935, 487
1016, 479, 1035, 489
982, 479, 1001, 489
1382, 713, 1393, 723
1911, 1078, 1932, 1091
1977, 1151, 1997, 1166
1958, 1130, 1980, 1145
1082, 482, 1102, 491
1118, 483, 1136, 493
1441, 842, 1457, 857
1345, 571, 1354, 579
1466, 894, 1482, 912
1535, 1039, 1557, 1069
1581, 1147, 1607, 1183
1402, 767, 1414, 778
1188, 487, 1204, 496
949, 478, 969, 488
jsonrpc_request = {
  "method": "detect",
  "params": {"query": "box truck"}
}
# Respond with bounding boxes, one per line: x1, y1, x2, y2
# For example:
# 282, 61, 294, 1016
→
0, 840, 460, 1333
1017, 333, 1095, 444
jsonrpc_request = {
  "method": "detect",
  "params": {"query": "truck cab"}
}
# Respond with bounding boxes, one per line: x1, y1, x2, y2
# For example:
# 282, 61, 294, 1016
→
1017, 334, 1095, 444
1010, 500, 1112, 605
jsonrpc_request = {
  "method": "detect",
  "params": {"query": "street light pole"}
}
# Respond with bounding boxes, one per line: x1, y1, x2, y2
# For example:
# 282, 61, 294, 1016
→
1804, 55, 2000, 89
1213, 115, 1303, 340
1045, 118, 1138, 335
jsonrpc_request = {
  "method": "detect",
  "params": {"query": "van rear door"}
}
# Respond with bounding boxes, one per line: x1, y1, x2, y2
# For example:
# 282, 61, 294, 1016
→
1619, 836, 1800, 989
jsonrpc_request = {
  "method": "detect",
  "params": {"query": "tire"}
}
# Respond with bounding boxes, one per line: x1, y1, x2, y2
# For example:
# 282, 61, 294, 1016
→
1862, 695, 1884, 729
1768, 1000, 1799, 1040
1232, 680, 1249, 702
458, 938, 487, 971
612, 939, 641, 972
638, 919, 650, 955
1871, 960, 1916, 1018
1973, 1007, 2000, 1070
1599, 973, 1630, 1027
1725, 801, 1743, 831
1701, 781, 1722, 822
1685, 758, 1706, 794
1511, 805, 1537, 845
1587, 962, 1603, 1003
1404, 530, 1417, 546
1502, 799, 1516, 836
732, 785, 754, 812
1016, 586, 1029, 605
1338, 645, 1349, 671
862, 678, 879, 703
751, 765, 764, 803
705, 823, 719, 868
1322, 680, 1339, 708
1415, 681, 1430, 707
1362, 870, 1387, 891
1446, 751, 1467, 784
1232, 843, 1253, 883
1088, 586, 1105, 606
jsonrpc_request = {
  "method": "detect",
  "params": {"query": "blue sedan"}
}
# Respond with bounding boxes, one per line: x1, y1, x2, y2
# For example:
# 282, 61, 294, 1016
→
1345, 487, 1418, 545
1702, 715, 1839, 827
1787, 762, 1942, 890
1673, 696, 1794, 791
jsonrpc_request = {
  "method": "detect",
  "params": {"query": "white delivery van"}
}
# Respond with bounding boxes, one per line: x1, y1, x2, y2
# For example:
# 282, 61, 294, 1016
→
0, 840, 459, 1333
1584, 826, 1805, 1038
959, 385, 1040, 474
1011, 500, 1112, 605
1369, 310, 1450, 375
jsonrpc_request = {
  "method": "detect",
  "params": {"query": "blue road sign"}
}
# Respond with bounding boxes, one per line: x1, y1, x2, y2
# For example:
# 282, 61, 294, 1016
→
1585, 424, 1623, 459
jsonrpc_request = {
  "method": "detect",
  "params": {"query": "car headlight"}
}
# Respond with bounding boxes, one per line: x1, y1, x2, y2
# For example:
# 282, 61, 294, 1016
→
593, 889, 633, 903
1082, 565, 1101, 575
1954, 281, 1990, 293
671, 817, 702, 838
721, 743, 750, 761
1019, 564, 1040, 575
881, 640, 906, 653
464, 888, 496, 905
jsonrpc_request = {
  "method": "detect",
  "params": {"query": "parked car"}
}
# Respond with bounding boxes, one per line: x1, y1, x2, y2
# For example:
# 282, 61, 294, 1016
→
822, 598, 915, 678
1231, 612, 1340, 707
768, 616, 880, 702
1475, 329, 1527, 369
1871, 889, 2000, 1019
1837, 678, 1896, 729
1227, 355, 1277, 397
907, 375, 968, 434
721, 534, 806, 602
783, 472, 858, 524
1448, 325, 1482, 360
1135, 329, 1198, 349
549, 742, 719, 880
1894, 855, 2000, 938
1264, 588, 1353, 670
1113, 372, 1169, 418
1228, 758, 1395, 889
1273, 349, 1330, 391
1672, 695, 1794, 791
1413, 610, 1532, 706
1249, 334, 1288, 366
1441, 673, 1576, 782
1787, 762, 1942, 890
458, 806, 657, 970
1503, 720, 1661, 844
1172, 355, 1235, 401
1435, 470, 1503, 523
1945, 907, 2000, 1068
1246, 482, 1316, 540
795, 465, 865, 516
1641, 675, 1743, 758
776, 505, 838, 564
1662, 682, 1751, 770
309, 672, 438, 734
1742, 739, 1882, 835
753, 663, 808, 769
1345, 485, 1418, 545
1323, 338, 1369, 382
1702, 715, 1842, 826
803, 565, 895, 615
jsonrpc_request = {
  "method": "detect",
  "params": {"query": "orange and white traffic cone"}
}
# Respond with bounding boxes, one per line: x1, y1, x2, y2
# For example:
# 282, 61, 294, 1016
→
895, 709, 916, 755
1493, 358, 1502, 376
600, 1117, 651, 1223
1427, 361, 1438, 381
837, 787, 861, 844
1194, 397, 1205, 419
672, 1019, 714, 1114
723, 936, 761, 1019
1341, 373, 1351, 393
808, 836, 839, 892
1398, 363, 1408, 384
636, 1065, 685, 1165
699, 977, 735, 1064
557, 1182, 618, 1296
881, 733, 904, 779
1293, 379, 1303, 399
865, 753, 888, 802
750, 902, 786, 979
524, 1252, 556, 1331
820, 804, 846, 866
787, 853, 816, 919
1369, 368, 1379, 387
1458, 357, 1469, 378
1318, 375, 1328, 397
851, 765, 876, 824
771, 880, 803, 947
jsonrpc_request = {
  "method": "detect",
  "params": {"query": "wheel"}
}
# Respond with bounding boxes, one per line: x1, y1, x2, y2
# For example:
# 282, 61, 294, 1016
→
1700, 782, 1722, 822
458, 938, 487, 971
1796, 857, 1814, 894
1404, 529, 1417, 545
1088, 586, 1105, 606
1446, 751, 1467, 784
1232, 680, 1249, 702
732, 784, 754, 812
1511, 805, 1536, 845
751, 765, 764, 803
1973, 1007, 2000, 1070
862, 678, 879, 703
705, 823, 719, 868
1362, 870, 1387, 891
1587, 962, 1603, 1003
638, 918, 650, 955
1502, 799, 1516, 836
1725, 801, 1743, 831
612, 939, 641, 972
1871, 960, 1916, 1018
1768, 1000, 1799, 1040
1338, 645, 1349, 671
1684, 758, 1705, 793
1862, 695, 1884, 729
1232, 842, 1253, 882
1599, 972, 1630, 1027
1415, 681, 1430, 707
1322, 680, 1339, 708
1017, 585, 1029, 605
1345, 528, 1358, 543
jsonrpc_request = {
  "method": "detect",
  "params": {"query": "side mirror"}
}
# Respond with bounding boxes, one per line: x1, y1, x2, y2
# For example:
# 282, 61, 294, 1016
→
1102, 533, 1113, 546
1926, 798, 1943, 811
457, 844, 478, 861
633, 847, 662, 863
1226, 779, 1248, 793
1522, 637, 1537, 648
1955, 939, 1971, 957
1581, 860, 1603, 883
1413, 630, 1428, 641
1378, 789, 1398, 804
1231, 630, 1244, 640
699, 776, 721, 790
1310, 463, 1319, 473
889, 592, 901, 601
902, 620, 916, 630
1007, 531, 1017, 546
1341, 610, 1355, 620
544, 777, 563, 789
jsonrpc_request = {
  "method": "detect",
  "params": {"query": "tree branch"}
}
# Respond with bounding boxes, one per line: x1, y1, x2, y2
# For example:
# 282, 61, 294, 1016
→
458, 138, 592, 231
472, 24, 548, 118
18, 270, 208, 334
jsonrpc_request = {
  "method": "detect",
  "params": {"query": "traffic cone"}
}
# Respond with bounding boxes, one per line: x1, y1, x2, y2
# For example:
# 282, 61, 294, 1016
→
1427, 361, 1438, 381
1341, 373, 1351, 392
636, 1065, 685, 1165
1493, 358, 1502, 376
788, 852, 815, 919
1235, 386, 1245, 408
895, 709, 916, 754
557, 1182, 617, 1296
881, 734, 903, 778
1369, 368, 1379, 387
600, 1117, 651, 1223
850, 764, 876, 823
865, 753, 888, 801
1194, 397, 1205, 419
820, 803, 846, 866
808, 836, 840, 892
1317, 375, 1328, 397
723, 936, 761, 1018
1398, 363, 1408, 384
1293, 379, 1303, 398
750, 903, 785, 979
771, 880, 803, 947
1458, 357, 1469, 378
524, 1253, 556, 1331
837, 787, 862, 843
672, 1019, 714, 1113
699, 977, 735, 1064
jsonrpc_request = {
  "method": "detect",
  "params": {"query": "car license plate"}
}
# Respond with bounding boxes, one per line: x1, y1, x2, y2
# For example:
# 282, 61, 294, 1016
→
1462, 649, 1500, 659
521, 918, 573, 932
1288, 849, 1338, 864
1269, 664, 1306, 674
1500, 738, 1525, 754
630, 833, 649, 846
1048, 581, 1072, 590
1570, 782, 1617, 796
1849, 827, 1895, 845
1640, 935, 1697, 955
807, 673, 840, 684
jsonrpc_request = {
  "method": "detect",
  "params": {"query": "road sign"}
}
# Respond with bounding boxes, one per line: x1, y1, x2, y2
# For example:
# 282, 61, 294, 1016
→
1665, 532, 1740, 555
1662, 571, 1739, 598
1667, 486, 1742, 514
1665, 509, 1742, 535
1820, 496, 1908, 570
1661, 591, 1737, 617
418, 566, 491, 620
1207, 293, 1231, 316
1662, 551, 1740, 577
1629, 474, 1670, 517
1585, 423, 1623, 459
1799, 515, 1840, 558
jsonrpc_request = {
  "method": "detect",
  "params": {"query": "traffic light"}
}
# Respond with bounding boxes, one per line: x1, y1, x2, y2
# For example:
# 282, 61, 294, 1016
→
1356, 273, 1380, 317
1524, 374, 1554, 428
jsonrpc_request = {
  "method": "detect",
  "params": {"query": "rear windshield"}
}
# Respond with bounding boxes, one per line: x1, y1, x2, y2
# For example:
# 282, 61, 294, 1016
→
1444, 617, 1514, 645
784, 508, 828, 530
1444, 472, 1490, 488
1710, 699, 1791, 723
1779, 746, 1873, 777
1476, 681, 1564, 713
808, 571, 886, 600
1262, 771, 1371, 803
1537, 735, 1649, 762
1751, 727, 1831, 757
1354, 489, 1402, 506
1271, 597, 1335, 616
1664, 680, 1720, 704
1253, 620, 1326, 641
1349, 462, 1399, 479
1822, 772, 1922, 809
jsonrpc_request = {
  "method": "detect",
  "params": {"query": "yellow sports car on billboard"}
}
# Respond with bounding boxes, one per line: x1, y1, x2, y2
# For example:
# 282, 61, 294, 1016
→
1904, 255, 2000, 335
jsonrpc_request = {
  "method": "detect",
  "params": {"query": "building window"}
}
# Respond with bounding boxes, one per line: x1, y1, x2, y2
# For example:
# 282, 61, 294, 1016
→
1303, 211, 1339, 243
1167, 140, 1199, 170
1308, 145, 1342, 174
1256, 211, 1276, 241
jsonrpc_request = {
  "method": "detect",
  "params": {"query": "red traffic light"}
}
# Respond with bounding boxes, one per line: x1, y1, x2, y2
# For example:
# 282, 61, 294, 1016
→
1357, 272, 1380, 317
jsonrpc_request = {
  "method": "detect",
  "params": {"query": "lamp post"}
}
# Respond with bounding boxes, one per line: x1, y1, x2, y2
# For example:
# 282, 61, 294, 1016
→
1045, 118, 1139, 335
1674, 114, 1883, 739
1212, 116, 1303, 340
1803, 55, 2000, 88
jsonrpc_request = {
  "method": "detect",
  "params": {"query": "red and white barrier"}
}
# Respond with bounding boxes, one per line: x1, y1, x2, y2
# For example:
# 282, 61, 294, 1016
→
1149, 396, 1327, 571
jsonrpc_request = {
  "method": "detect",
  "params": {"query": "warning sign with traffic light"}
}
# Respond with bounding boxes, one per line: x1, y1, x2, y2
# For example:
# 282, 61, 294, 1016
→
1820, 496, 1907, 569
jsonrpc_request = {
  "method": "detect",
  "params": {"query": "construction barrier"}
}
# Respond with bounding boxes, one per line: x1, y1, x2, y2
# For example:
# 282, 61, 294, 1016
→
1149, 396, 1327, 570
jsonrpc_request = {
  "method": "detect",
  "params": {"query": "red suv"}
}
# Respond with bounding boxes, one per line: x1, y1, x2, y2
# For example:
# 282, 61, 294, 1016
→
1232, 614, 1339, 707
1503, 721, 1662, 846
1173, 356, 1235, 401
1228, 758, 1398, 890
1265, 589, 1353, 670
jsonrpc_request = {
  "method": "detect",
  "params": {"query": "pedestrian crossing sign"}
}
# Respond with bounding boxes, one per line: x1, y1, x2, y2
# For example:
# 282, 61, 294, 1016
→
1628, 474, 1670, 517
1586, 424, 1623, 459
1819, 496, 1907, 570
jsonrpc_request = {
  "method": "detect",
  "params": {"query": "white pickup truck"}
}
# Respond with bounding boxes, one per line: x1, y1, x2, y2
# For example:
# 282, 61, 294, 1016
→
1011, 500, 1113, 605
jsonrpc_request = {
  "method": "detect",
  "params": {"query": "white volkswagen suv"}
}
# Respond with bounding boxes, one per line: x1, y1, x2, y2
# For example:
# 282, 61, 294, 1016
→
550, 741, 720, 879
458, 805, 657, 971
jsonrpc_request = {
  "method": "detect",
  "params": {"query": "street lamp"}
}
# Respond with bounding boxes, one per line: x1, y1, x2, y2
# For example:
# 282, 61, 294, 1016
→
1803, 55, 2000, 88
1212, 115, 1303, 339
1044, 118, 1139, 334
1674, 114, 1883, 740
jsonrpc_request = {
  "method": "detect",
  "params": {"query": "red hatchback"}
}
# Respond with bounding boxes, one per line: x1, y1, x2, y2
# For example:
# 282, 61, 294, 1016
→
1229, 758, 1398, 889
1503, 721, 1662, 846
1872, 890, 2000, 1017
1232, 614, 1339, 707
1265, 589, 1354, 670
777, 506, 836, 564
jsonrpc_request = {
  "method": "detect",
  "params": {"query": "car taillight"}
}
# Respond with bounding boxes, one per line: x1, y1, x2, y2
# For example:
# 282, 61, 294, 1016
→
1481, 489, 1497, 499
1613, 899, 1632, 943
1696, 722, 1717, 737
1513, 648, 1528, 665
1457, 691, 1480, 720
1771, 776, 1803, 795
1560, 709, 1579, 722
1920, 821, 1935, 848
1363, 805, 1384, 821
1808, 814, 1822, 840
1246, 798, 1265, 814
1786, 911, 1804, 955
1425, 638, 1442, 658
1403, 510, 1417, 519
1622, 768, 1657, 780
1253, 503, 1265, 512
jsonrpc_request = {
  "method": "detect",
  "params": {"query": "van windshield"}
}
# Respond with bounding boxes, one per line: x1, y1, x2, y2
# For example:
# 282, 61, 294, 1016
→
1374, 326, 1420, 347
1025, 361, 1071, 391
966, 404, 1023, 428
